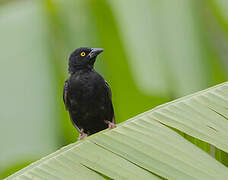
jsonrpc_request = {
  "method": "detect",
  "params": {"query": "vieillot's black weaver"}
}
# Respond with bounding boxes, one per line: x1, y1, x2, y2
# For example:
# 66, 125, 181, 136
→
63, 47, 116, 140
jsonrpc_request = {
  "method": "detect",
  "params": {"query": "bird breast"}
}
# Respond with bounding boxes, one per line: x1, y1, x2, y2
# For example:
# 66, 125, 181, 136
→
69, 71, 106, 105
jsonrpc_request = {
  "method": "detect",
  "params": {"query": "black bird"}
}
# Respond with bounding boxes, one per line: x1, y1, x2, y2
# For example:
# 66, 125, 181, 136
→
63, 47, 116, 140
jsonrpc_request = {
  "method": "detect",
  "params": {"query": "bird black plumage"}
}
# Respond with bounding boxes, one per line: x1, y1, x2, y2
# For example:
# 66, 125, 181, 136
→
63, 47, 116, 140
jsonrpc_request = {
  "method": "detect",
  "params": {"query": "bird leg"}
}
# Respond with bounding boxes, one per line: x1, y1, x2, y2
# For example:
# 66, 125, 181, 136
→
104, 120, 116, 129
78, 129, 87, 140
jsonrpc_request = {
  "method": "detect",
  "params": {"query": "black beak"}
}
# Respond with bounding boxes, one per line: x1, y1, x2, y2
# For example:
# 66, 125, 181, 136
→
88, 48, 104, 59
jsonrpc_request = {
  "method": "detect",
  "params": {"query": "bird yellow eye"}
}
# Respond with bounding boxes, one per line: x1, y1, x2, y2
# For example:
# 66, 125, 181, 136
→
80, 52, 86, 56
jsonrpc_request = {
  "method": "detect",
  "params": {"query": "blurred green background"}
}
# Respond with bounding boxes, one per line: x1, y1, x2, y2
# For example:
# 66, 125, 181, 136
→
0, 0, 228, 178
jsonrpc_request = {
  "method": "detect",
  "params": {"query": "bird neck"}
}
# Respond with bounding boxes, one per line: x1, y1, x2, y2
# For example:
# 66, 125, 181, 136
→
68, 65, 94, 74
69, 66, 94, 74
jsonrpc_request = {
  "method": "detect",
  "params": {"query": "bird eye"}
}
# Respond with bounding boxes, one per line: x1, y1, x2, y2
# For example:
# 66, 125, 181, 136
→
80, 52, 86, 56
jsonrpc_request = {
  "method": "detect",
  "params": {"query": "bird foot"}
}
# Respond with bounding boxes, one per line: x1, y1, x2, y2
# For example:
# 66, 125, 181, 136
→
104, 120, 116, 129
108, 122, 116, 129
78, 129, 87, 140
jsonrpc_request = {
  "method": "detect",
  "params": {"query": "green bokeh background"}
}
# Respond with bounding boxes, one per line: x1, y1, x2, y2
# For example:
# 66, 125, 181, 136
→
0, 0, 227, 178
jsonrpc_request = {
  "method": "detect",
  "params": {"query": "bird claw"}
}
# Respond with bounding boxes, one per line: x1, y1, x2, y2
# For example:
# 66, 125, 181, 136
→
108, 122, 116, 129
78, 129, 87, 140
104, 120, 116, 129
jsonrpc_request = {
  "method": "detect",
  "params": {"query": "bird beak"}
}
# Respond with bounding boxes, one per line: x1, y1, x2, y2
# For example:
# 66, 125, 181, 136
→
88, 48, 104, 59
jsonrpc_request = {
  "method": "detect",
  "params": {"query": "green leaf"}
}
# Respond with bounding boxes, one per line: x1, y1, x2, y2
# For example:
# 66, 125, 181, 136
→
0, 1, 60, 177
108, 0, 216, 97
6, 82, 228, 180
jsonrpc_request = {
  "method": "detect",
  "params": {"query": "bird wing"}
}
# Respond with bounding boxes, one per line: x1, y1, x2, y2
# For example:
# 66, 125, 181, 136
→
105, 81, 115, 123
63, 80, 70, 110
63, 79, 81, 132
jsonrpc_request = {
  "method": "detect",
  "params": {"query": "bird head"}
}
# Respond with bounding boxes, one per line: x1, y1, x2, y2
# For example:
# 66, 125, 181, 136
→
68, 47, 103, 73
